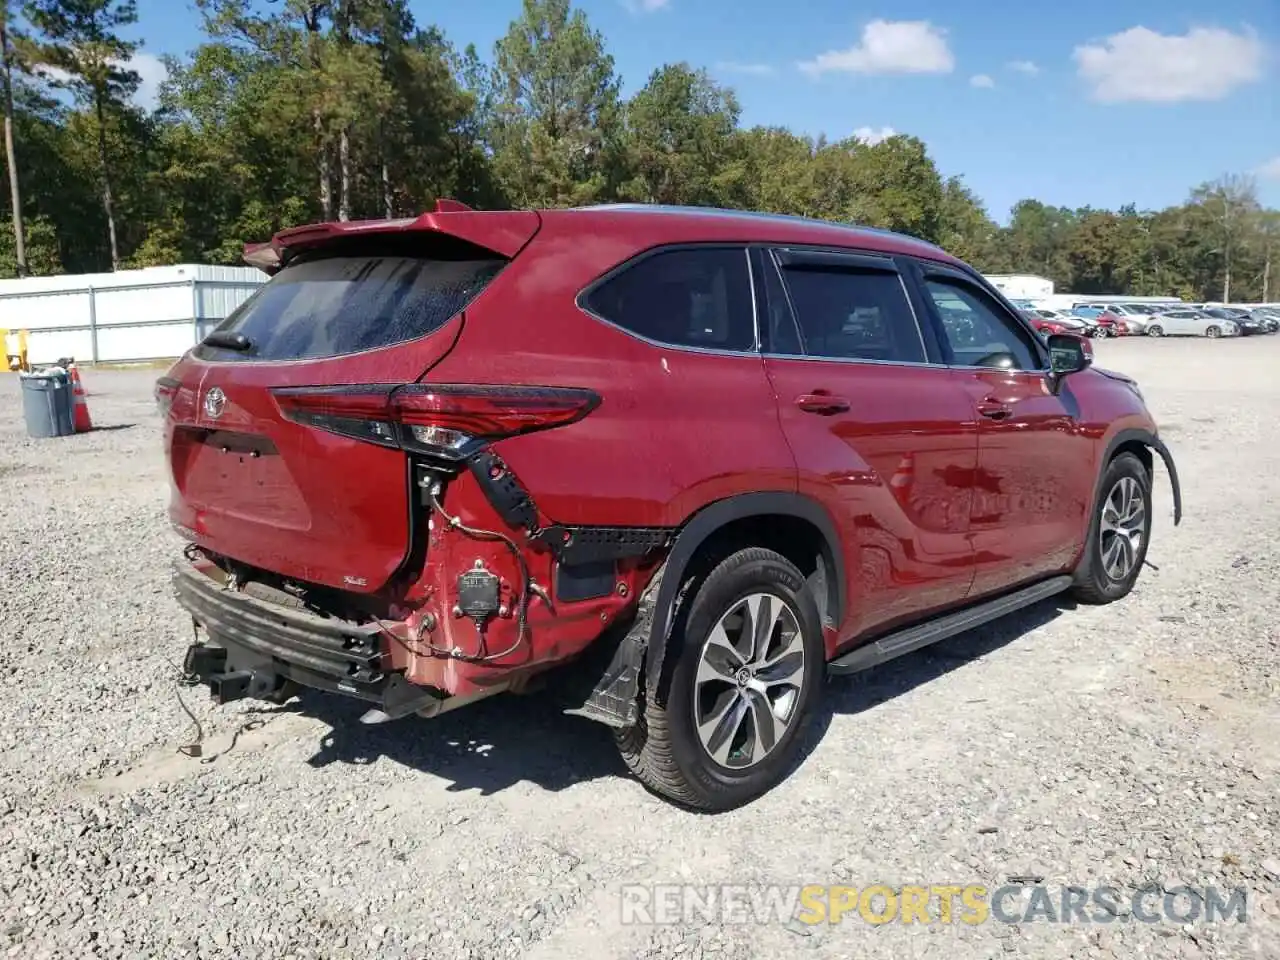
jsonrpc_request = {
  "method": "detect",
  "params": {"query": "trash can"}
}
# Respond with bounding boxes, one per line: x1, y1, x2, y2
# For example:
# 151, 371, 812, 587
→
20, 368, 75, 439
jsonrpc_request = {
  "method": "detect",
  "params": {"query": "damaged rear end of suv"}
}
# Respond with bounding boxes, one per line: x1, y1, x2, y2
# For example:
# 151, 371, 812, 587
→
161, 202, 669, 733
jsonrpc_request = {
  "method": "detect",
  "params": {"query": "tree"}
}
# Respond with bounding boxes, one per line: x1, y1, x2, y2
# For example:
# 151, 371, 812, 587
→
938, 176, 997, 268
0, 211, 59, 272
0, 1, 27, 275
489, 0, 622, 207
623, 63, 740, 206
24, 0, 139, 270
1190, 174, 1260, 302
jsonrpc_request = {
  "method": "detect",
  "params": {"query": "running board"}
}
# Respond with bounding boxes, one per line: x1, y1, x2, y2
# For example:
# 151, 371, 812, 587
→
827, 576, 1072, 675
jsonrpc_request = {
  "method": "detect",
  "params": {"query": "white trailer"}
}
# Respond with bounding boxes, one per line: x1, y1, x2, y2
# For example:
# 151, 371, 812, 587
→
983, 274, 1055, 299
0, 264, 266, 365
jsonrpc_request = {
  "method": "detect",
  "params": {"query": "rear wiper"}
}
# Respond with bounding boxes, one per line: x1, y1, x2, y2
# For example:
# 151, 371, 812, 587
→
203, 331, 252, 352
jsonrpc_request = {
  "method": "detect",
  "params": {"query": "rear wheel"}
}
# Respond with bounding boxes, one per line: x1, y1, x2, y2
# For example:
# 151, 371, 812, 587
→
1146, 324, 1163, 337
1206, 325, 1221, 338
613, 548, 824, 811
1072, 453, 1152, 604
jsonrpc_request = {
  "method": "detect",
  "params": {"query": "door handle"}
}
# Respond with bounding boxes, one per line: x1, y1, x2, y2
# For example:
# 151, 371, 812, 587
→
795, 393, 850, 415
976, 399, 1011, 420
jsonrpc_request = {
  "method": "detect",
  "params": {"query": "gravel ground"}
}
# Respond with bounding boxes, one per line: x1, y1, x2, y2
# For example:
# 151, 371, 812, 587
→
1, 338, 1278, 960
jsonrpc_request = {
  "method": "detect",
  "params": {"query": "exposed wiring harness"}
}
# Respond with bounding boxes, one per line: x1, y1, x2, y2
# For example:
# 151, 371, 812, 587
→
169, 651, 267, 763
406, 484, 531, 663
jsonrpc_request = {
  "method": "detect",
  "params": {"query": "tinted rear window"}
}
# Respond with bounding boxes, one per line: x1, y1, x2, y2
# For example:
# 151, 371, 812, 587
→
197, 247, 505, 362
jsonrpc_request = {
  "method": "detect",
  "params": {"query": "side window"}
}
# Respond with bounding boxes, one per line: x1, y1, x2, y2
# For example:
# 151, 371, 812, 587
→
925, 278, 1042, 370
583, 247, 755, 351
777, 264, 926, 363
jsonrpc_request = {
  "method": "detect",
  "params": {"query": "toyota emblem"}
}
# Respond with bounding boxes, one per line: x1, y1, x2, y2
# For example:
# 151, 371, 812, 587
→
203, 386, 226, 420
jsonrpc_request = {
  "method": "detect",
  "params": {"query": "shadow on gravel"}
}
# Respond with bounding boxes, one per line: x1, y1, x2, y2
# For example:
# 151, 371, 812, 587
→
87, 423, 136, 432
297, 687, 625, 796
281, 597, 1072, 802
794, 596, 1075, 759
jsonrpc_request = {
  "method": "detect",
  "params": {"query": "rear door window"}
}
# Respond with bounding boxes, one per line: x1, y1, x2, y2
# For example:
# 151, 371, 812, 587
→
196, 244, 506, 362
775, 257, 927, 364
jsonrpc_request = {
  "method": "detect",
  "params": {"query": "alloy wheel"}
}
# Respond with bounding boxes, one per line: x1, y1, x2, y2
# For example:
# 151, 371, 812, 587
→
1099, 476, 1146, 582
692, 592, 805, 769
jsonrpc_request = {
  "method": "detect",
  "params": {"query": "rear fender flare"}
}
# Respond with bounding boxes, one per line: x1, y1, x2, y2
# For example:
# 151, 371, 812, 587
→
641, 492, 846, 704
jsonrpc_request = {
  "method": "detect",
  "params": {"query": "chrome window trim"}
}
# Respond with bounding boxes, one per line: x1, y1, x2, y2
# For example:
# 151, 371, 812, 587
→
744, 247, 762, 352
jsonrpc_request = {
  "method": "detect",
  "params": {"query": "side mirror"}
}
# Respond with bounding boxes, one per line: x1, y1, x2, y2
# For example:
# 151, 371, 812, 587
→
1046, 333, 1091, 379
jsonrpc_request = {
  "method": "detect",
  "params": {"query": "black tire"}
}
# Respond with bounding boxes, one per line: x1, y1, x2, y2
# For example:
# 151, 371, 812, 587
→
1206, 325, 1221, 338
1072, 453, 1153, 605
1146, 324, 1163, 337
613, 548, 825, 811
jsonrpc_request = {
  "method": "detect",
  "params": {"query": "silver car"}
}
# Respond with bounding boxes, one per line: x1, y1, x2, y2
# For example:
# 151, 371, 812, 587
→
1098, 303, 1174, 335
1144, 309, 1239, 338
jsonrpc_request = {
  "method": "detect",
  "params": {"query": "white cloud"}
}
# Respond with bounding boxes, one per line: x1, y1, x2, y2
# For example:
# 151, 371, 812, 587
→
970, 74, 995, 88
1008, 60, 1040, 75
31, 51, 169, 111
852, 126, 897, 146
715, 61, 776, 77
1257, 156, 1280, 180
1074, 26, 1264, 103
128, 52, 169, 110
799, 20, 954, 77
624, 0, 669, 11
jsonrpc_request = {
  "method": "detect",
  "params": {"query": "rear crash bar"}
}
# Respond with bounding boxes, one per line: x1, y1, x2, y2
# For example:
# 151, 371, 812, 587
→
174, 560, 508, 722
172, 559, 385, 688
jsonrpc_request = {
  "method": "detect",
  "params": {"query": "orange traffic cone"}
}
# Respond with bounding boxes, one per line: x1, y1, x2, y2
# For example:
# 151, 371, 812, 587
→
69, 363, 93, 433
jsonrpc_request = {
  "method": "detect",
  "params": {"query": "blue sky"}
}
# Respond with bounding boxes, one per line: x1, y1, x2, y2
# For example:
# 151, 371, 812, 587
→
126, 0, 1279, 222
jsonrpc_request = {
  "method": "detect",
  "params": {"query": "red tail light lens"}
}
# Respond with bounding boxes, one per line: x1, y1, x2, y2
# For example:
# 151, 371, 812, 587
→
272, 383, 600, 459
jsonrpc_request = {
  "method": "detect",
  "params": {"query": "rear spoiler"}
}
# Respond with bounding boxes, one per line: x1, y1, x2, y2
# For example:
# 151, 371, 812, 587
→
242, 199, 541, 275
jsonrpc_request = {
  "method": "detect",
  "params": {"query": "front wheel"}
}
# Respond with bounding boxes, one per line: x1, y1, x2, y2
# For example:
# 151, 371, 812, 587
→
1146, 324, 1163, 337
1206, 325, 1221, 338
1072, 453, 1153, 604
614, 548, 825, 811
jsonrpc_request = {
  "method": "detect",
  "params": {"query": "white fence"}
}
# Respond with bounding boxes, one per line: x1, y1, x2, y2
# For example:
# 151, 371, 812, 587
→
0, 265, 266, 365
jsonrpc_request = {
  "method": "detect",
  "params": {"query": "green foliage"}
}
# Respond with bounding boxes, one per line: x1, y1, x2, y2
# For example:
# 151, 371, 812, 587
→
0, 0, 1274, 303
622, 63, 740, 206
0, 212, 59, 273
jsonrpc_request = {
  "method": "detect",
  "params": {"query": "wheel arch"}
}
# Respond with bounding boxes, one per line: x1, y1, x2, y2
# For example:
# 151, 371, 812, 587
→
643, 492, 846, 704
1093, 427, 1182, 528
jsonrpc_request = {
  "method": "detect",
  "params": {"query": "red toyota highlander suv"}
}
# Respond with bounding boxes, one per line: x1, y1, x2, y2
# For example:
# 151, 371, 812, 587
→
158, 202, 1182, 810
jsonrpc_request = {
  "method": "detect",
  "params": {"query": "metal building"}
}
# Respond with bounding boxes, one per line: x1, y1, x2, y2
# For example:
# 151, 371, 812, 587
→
0, 264, 265, 365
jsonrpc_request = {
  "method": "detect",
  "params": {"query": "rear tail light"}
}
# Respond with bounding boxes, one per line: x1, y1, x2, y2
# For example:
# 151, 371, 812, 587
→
272, 383, 600, 459
155, 377, 180, 415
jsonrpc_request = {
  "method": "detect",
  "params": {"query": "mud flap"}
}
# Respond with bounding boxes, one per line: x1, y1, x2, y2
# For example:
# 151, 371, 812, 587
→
560, 564, 665, 728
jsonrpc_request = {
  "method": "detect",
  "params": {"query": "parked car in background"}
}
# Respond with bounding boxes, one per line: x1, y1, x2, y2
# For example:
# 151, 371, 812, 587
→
1098, 303, 1163, 335
1027, 308, 1099, 337
1023, 313, 1067, 337
1202, 307, 1267, 335
1070, 304, 1120, 336
156, 201, 1183, 810
1249, 307, 1280, 332
1144, 308, 1239, 338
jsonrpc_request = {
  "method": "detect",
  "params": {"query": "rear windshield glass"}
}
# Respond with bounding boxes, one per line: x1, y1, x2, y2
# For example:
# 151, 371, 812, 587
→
196, 247, 505, 362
